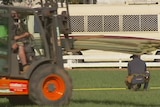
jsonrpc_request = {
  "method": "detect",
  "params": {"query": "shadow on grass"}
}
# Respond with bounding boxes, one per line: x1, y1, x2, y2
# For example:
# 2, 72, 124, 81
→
0, 98, 37, 107
0, 103, 38, 107
0, 102, 12, 107
0, 102, 38, 107
72, 99, 160, 107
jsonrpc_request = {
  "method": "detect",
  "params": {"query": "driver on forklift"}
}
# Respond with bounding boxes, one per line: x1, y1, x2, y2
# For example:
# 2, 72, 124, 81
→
125, 55, 150, 90
11, 10, 31, 74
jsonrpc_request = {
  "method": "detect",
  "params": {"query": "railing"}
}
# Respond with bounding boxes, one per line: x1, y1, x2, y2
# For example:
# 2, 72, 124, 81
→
63, 55, 160, 69
126, 0, 160, 5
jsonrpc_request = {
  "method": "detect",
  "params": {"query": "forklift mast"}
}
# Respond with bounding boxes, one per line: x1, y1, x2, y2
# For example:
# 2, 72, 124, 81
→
35, 0, 71, 67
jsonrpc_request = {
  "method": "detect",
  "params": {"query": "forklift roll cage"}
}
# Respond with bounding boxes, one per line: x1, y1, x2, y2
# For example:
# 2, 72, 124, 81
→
0, 5, 63, 79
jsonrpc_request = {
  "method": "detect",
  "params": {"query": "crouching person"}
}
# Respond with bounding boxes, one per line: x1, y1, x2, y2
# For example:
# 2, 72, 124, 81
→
125, 55, 150, 91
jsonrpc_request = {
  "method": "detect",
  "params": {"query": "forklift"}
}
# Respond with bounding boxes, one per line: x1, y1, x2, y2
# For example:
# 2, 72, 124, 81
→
0, 0, 72, 106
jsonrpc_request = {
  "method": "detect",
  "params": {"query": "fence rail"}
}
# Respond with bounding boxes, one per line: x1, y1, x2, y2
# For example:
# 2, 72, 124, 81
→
63, 55, 160, 69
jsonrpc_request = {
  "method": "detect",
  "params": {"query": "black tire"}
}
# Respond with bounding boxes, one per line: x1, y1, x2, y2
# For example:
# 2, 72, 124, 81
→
29, 64, 72, 106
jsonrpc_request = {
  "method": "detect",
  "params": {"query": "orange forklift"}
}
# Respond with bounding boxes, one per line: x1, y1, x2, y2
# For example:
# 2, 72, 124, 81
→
0, 0, 72, 106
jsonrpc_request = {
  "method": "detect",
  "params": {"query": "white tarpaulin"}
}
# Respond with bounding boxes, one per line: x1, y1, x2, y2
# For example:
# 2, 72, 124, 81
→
96, 0, 160, 4
97, 0, 125, 4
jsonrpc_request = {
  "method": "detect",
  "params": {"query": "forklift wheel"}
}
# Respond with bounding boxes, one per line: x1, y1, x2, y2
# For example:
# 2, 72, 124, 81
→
29, 64, 72, 106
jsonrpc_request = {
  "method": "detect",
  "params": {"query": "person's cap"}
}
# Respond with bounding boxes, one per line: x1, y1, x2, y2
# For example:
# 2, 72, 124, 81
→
130, 54, 140, 59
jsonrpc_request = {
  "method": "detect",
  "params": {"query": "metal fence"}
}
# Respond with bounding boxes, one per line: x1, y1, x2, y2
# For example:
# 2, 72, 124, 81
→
70, 15, 158, 32
63, 55, 160, 69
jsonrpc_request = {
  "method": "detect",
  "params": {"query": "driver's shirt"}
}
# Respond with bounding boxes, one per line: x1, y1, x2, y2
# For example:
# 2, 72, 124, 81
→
12, 21, 28, 42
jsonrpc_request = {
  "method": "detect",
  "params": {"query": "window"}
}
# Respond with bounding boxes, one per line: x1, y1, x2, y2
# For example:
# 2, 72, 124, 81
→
0, 9, 8, 73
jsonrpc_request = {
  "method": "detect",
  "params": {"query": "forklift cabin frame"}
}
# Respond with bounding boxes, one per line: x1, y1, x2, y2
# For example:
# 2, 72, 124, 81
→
0, 5, 63, 79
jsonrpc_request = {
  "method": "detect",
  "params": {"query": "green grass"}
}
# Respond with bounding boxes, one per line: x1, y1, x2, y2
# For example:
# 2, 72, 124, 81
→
70, 90, 160, 107
68, 68, 160, 107
1, 68, 160, 107
69, 68, 160, 88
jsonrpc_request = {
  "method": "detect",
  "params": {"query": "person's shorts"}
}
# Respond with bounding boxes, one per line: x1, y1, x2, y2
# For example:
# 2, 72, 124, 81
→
17, 42, 24, 46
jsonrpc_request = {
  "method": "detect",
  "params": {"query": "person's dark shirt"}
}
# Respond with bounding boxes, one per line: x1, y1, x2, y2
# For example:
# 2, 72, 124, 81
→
128, 57, 146, 75
12, 20, 28, 42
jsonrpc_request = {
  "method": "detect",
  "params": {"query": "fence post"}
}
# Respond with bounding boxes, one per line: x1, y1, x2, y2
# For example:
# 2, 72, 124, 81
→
119, 59, 122, 69
66, 56, 73, 69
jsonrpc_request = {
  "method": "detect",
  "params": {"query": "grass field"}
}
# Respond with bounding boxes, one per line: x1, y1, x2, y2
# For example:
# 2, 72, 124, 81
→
1, 68, 160, 107
68, 68, 160, 107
